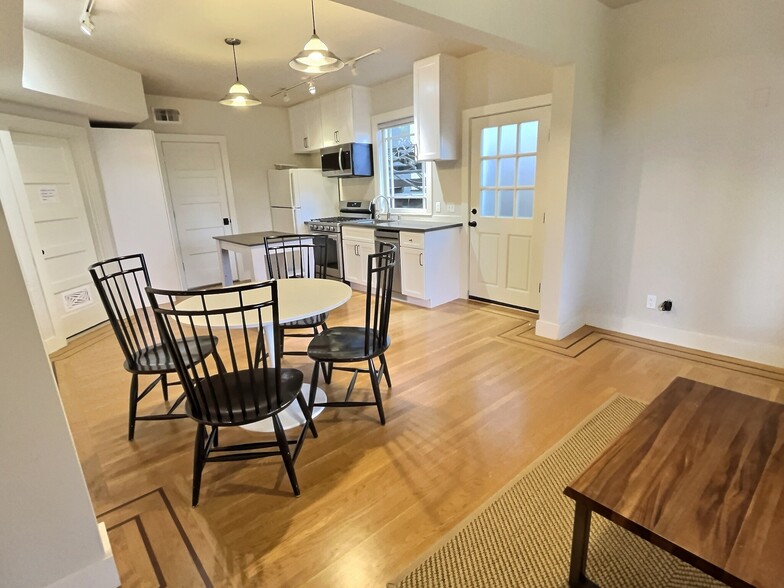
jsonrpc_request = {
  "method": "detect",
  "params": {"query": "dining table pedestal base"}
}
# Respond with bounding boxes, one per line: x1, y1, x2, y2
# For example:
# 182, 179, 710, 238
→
239, 384, 326, 433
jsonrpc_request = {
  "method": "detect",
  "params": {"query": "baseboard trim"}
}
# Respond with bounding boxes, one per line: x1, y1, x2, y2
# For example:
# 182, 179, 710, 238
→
587, 312, 784, 368
535, 314, 584, 340
46, 523, 119, 588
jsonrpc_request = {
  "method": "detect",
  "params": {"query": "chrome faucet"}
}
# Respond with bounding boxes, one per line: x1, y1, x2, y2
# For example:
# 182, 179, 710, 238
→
372, 194, 392, 221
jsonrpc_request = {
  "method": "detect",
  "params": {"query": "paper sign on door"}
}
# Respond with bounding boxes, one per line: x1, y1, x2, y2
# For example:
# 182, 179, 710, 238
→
39, 186, 59, 203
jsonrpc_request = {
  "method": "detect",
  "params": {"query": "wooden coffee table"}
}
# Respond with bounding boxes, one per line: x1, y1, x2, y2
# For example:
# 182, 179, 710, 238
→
564, 377, 784, 588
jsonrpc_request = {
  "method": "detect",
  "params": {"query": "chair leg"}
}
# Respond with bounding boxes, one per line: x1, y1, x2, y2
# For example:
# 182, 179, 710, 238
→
192, 423, 207, 506
309, 360, 321, 416
321, 361, 331, 383
298, 386, 318, 439
368, 359, 386, 425
273, 415, 300, 496
380, 353, 392, 387
128, 374, 139, 441
161, 373, 169, 402
212, 426, 219, 448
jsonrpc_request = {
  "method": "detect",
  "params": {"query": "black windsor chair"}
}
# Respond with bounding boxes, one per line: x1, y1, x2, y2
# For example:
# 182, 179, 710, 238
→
306, 242, 396, 425
146, 280, 316, 506
89, 254, 217, 440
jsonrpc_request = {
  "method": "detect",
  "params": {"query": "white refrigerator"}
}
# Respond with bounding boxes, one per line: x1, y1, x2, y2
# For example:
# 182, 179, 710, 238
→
268, 168, 339, 234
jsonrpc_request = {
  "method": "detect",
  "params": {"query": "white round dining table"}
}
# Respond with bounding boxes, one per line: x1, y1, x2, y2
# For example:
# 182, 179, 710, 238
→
174, 278, 352, 432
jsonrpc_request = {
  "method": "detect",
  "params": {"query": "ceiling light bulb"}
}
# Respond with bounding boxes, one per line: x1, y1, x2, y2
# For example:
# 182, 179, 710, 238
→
79, 12, 94, 35
308, 82, 317, 95
283, 92, 291, 103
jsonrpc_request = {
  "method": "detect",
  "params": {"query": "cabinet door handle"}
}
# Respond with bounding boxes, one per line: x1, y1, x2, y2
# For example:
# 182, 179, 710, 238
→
419, 252, 423, 267
355, 244, 359, 255
304, 137, 309, 149
334, 130, 338, 143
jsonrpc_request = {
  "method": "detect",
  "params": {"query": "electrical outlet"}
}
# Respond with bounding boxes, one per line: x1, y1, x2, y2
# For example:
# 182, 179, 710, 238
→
646, 294, 657, 309
435, 202, 441, 213
446, 203, 455, 213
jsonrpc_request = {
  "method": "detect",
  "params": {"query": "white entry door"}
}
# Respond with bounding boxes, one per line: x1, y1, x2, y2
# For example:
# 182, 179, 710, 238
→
11, 133, 105, 337
158, 138, 236, 289
468, 107, 550, 311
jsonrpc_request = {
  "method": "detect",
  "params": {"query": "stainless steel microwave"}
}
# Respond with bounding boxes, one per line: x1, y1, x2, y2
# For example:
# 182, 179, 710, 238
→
320, 143, 373, 178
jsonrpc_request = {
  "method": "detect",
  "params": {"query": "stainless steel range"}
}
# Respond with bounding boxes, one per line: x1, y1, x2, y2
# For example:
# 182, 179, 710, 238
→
308, 200, 373, 279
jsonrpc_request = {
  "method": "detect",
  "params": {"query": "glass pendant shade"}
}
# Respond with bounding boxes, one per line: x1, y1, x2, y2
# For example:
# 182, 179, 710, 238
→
290, 34, 344, 73
220, 82, 262, 107
220, 38, 261, 107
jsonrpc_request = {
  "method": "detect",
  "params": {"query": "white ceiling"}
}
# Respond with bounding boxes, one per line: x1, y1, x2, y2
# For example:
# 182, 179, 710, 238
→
23, 0, 481, 106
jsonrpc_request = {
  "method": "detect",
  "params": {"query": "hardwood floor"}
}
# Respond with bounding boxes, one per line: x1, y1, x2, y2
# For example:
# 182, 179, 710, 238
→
51, 293, 784, 587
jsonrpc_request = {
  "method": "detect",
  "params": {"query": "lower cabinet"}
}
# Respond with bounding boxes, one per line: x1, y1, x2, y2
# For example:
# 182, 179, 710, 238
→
341, 226, 375, 285
398, 229, 460, 308
400, 241, 426, 299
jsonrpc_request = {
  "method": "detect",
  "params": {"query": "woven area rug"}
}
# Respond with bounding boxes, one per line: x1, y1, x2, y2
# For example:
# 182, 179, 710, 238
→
391, 395, 726, 588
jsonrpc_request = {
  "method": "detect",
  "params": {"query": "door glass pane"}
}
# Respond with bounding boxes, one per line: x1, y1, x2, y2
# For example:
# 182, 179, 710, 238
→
519, 121, 539, 153
516, 190, 534, 218
498, 190, 514, 218
498, 157, 515, 186
481, 127, 498, 157
517, 156, 537, 186
499, 124, 517, 155
480, 190, 496, 217
481, 159, 497, 187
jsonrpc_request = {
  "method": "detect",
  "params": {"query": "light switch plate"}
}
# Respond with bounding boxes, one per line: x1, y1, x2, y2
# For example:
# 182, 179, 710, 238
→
435, 202, 441, 213
646, 294, 657, 309
446, 203, 455, 213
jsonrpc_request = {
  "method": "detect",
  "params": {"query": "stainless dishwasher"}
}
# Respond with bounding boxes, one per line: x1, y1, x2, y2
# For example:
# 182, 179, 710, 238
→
374, 229, 402, 295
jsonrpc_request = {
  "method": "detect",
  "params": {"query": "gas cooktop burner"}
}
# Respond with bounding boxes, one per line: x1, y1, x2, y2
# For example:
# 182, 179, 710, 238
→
311, 216, 367, 223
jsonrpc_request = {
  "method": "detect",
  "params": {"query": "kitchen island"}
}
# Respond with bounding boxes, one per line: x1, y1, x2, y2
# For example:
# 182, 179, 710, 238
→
214, 231, 294, 286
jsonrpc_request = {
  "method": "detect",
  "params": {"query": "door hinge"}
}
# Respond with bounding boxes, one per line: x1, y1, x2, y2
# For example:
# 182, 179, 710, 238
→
543, 212, 546, 223
538, 282, 541, 293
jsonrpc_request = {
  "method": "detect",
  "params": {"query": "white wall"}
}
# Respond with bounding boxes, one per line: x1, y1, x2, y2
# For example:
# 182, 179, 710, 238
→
0, 204, 118, 586
137, 95, 312, 233
589, 0, 784, 366
22, 29, 147, 124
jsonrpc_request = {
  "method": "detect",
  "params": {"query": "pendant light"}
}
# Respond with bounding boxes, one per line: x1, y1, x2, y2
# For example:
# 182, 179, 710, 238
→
220, 38, 261, 107
289, 0, 344, 74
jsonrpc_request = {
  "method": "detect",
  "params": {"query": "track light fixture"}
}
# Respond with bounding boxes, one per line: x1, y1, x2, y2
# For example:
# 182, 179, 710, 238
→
219, 38, 262, 107
79, 0, 95, 36
283, 91, 291, 103
290, 0, 344, 74
308, 81, 317, 95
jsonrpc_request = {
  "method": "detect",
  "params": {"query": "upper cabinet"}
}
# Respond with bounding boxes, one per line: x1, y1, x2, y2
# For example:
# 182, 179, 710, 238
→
289, 85, 371, 154
289, 99, 323, 153
413, 54, 460, 161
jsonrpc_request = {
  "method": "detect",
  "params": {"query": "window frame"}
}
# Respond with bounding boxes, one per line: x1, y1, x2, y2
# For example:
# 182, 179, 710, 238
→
372, 108, 433, 216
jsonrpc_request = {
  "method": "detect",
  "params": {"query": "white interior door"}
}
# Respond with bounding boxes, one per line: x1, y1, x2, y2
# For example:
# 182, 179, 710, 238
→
468, 107, 550, 310
11, 133, 105, 337
159, 138, 236, 289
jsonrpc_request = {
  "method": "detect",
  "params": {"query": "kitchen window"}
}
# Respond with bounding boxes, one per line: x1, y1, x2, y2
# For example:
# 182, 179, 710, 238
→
377, 117, 432, 215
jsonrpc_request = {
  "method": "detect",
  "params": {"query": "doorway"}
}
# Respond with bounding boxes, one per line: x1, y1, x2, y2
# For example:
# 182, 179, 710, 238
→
156, 135, 237, 289
468, 105, 550, 311
10, 132, 105, 338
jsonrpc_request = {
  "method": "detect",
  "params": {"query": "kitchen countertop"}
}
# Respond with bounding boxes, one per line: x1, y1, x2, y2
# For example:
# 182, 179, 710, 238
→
341, 220, 463, 233
214, 231, 292, 247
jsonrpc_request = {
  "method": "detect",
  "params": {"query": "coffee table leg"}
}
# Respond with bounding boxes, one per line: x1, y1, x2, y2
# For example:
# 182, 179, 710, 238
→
568, 501, 592, 587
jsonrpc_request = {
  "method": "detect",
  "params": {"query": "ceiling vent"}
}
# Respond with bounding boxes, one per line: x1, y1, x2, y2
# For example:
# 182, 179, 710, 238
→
152, 108, 182, 124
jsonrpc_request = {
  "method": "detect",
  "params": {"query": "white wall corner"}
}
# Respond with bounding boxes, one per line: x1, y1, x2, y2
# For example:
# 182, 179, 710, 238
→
586, 311, 784, 369
46, 523, 119, 588
535, 313, 584, 340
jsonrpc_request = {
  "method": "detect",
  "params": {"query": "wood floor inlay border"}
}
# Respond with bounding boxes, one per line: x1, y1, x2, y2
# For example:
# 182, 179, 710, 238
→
494, 320, 784, 383
97, 488, 212, 587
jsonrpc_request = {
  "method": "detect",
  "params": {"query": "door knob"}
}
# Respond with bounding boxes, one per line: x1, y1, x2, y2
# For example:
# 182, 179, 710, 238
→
471, 208, 477, 215
468, 221, 477, 227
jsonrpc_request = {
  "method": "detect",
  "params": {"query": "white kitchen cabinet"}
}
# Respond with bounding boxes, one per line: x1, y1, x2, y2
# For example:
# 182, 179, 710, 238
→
413, 54, 460, 161
398, 229, 461, 307
321, 86, 372, 147
342, 226, 375, 285
288, 99, 323, 153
